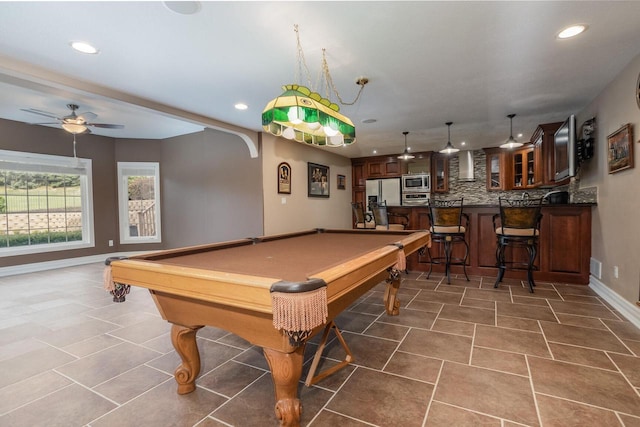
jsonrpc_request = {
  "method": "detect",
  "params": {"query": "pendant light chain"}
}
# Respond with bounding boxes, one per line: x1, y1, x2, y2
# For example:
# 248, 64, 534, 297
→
321, 49, 366, 106
293, 24, 314, 89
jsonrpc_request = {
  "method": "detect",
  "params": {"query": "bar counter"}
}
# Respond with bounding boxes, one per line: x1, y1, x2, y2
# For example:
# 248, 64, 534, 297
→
389, 203, 595, 284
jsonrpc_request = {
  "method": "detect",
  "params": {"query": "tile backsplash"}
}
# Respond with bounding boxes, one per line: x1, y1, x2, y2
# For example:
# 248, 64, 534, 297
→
432, 150, 597, 205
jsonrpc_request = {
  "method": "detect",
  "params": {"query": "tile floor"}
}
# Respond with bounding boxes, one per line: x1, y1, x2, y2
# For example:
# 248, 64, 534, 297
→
1, 264, 640, 426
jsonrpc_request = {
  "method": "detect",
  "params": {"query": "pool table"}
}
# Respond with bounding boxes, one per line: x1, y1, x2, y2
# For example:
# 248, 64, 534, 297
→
108, 228, 430, 427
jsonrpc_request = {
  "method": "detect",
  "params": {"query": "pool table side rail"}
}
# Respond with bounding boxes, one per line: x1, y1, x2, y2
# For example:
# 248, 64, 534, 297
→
109, 231, 430, 316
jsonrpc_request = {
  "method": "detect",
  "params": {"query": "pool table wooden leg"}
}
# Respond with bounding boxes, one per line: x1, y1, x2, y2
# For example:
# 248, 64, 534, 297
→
263, 346, 305, 427
384, 267, 402, 316
170, 323, 204, 395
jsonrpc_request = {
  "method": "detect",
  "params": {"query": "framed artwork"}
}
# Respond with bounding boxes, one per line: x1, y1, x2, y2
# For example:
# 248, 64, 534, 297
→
607, 124, 634, 174
337, 174, 346, 190
308, 162, 329, 198
278, 162, 291, 194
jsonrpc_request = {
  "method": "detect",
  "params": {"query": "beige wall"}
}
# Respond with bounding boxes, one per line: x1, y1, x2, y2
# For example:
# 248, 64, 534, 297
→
578, 53, 640, 304
0, 121, 264, 267
160, 129, 263, 246
0, 119, 118, 267
261, 133, 352, 235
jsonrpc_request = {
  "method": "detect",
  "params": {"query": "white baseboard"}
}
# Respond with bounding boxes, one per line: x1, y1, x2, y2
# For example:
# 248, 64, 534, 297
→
0, 252, 145, 277
589, 276, 640, 329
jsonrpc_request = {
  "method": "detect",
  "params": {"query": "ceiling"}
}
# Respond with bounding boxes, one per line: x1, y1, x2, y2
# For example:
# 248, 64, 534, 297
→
1, 1, 639, 158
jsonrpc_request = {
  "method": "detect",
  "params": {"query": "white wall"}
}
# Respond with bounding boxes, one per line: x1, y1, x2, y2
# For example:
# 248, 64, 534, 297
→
578, 53, 640, 304
261, 133, 352, 235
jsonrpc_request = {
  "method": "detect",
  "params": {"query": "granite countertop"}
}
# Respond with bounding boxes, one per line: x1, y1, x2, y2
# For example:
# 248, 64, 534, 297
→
397, 202, 597, 209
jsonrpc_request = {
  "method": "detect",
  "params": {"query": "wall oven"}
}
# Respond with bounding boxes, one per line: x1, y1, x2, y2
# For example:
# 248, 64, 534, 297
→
402, 174, 431, 193
402, 192, 429, 205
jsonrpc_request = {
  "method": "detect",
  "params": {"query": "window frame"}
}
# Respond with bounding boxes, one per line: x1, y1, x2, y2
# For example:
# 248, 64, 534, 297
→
117, 162, 162, 244
0, 149, 95, 256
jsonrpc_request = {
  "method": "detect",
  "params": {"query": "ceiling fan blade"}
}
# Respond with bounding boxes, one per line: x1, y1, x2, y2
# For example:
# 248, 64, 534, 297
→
20, 108, 61, 120
87, 123, 125, 129
28, 122, 61, 125
77, 111, 98, 121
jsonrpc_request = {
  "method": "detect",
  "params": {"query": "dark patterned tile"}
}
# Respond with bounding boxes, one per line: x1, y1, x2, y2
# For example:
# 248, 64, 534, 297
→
471, 346, 529, 376
425, 401, 501, 426
384, 351, 442, 383
399, 329, 472, 364
540, 321, 631, 354
327, 368, 433, 427
608, 352, 640, 387
434, 362, 539, 426
475, 324, 550, 357
548, 342, 617, 370
2, 383, 116, 427
91, 379, 226, 427
548, 300, 619, 320
324, 331, 397, 370
496, 315, 542, 333
93, 365, 171, 404
497, 301, 557, 322
536, 393, 622, 427
438, 304, 495, 326
431, 318, 475, 336
529, 356, 640, 416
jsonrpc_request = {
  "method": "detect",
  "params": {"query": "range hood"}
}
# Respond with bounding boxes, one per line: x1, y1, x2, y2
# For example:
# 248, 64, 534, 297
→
458, 150, 475, 181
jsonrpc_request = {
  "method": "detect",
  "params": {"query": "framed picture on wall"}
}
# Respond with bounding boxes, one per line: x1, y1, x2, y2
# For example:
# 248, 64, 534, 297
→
278, 162, 291, 194
337, 174, 346, 190
308, 162, 329, 198
607, 124, 634, 174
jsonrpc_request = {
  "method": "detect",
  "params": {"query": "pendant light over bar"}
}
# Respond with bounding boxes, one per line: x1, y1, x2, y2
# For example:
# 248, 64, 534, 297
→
398, 131, 415, 160
500, 114, 523, 149
439, 122, 460, 154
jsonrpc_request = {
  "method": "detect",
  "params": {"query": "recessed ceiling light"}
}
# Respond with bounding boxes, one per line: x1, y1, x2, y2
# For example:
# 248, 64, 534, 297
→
163, 1, 201, 15
557, 24, 587, 39
234, 103, 248, 110
517, 133, 523, 138
70, 41, 99, 54
362, 118, 377, 124
461, 141, 466, 146
373, 150, 377, 154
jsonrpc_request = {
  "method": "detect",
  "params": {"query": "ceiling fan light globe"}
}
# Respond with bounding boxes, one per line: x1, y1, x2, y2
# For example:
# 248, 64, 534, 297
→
62, 123, 88, 134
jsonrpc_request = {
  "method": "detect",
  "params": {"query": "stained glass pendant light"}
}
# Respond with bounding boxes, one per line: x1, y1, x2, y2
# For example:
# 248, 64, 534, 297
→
500, 114, 523, 149
262, 25, 367, 147
439, 122, 460, 154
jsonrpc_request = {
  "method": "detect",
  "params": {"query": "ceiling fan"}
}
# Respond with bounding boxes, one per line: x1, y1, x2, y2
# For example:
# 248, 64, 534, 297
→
21, 103, 124, 134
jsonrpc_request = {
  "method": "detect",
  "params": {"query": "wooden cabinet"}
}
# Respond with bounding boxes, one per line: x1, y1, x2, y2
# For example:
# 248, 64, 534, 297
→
530, 121, 565, 187
366, 156, 404, 178
431, 154, 449, 193
484, 148, 509, 191
511, 146, 537, 189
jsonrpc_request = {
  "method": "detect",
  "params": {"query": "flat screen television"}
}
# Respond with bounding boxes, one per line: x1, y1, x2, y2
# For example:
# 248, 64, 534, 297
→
554, 114, 577, 181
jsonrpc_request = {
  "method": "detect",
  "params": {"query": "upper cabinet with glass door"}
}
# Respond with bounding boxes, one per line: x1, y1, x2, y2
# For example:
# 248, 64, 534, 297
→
431, 153, 449, 193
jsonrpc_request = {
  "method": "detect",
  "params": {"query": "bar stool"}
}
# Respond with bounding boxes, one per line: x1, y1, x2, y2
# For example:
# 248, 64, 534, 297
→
351, 202, 375, 229
370, 201, 409, 230
426, 198, 470, 284
493, 197, 543, 292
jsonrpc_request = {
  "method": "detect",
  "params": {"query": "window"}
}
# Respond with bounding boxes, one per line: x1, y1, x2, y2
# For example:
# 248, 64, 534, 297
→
0, 149, 94, 256
117, 162, 161, 244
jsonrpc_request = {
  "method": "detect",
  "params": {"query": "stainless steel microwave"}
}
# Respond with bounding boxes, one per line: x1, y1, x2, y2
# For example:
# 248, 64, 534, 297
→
402, 174, 431, 193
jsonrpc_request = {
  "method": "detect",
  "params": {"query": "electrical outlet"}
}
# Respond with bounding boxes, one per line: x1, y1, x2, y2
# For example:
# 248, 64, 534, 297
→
108, 240, 114, 247
613, 265, 619, 279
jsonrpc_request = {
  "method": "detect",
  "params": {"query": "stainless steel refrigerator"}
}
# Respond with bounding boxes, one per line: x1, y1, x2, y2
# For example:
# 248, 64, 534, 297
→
365, 177, 402, 209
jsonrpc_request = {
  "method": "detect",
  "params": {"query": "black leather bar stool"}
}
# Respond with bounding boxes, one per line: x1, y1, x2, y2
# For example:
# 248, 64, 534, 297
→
493, 197, 543, 292
426, 198, 470, 284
